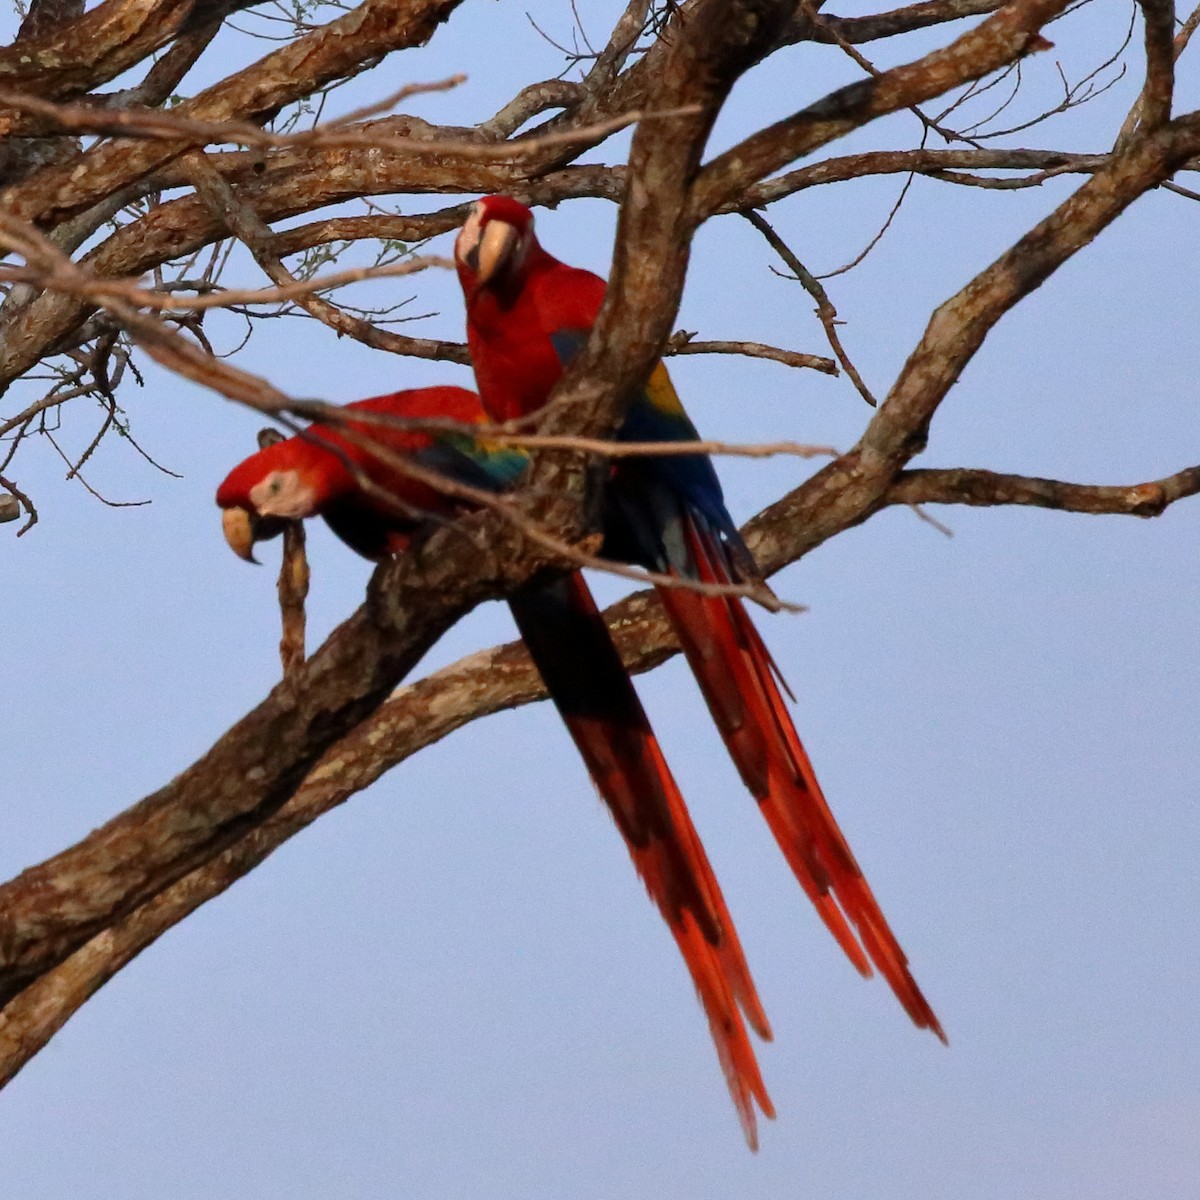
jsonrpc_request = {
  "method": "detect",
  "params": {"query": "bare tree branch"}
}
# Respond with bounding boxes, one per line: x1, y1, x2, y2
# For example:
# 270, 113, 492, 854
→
0, 0, 251, 103
665, 331, 838, 374
814, 0, 1007, 45
693, 0, 1070, 218
887, 463, 1200, 515
0, 0, 467, 226
735, 146, 1124, 207
743, 210, 878, 406
181, 149, 467, 360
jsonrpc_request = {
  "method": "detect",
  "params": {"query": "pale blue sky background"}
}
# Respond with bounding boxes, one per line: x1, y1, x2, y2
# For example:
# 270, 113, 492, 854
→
3, 2, 1198, 1197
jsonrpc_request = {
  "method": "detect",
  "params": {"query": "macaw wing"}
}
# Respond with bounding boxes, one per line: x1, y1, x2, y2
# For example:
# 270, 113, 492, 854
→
321, 500, 400, 561
413, 436, 528, 494
547, 326, 590, 369
548, 327, 752, 578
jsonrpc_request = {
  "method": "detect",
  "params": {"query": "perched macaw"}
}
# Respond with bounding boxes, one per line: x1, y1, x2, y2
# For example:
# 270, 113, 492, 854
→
454, 197, 944, 1044
216, 386, 525, 561
216, 385, 776, 1145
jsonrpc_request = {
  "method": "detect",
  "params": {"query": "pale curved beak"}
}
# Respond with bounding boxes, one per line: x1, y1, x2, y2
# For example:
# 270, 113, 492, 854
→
474, 219, 520, 289
222, 506, 259, 564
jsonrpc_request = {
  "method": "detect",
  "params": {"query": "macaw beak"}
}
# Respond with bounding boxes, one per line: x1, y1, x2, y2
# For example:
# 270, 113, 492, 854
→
222, 506, 290, 563
222, 506, 260, 563
473, 219, 521, 290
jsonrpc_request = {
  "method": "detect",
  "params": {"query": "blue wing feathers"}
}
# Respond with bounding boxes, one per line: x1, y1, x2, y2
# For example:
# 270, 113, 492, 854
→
546, 325, 754, 576
415, 439, 528, 492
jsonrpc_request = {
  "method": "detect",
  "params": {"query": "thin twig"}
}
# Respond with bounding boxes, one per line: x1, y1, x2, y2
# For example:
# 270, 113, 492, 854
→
743, 210, 878, 407
798, 0, 984, 147
277, 523, 309, 676
0, 474, 36, 535
665, 332, 838, 374
255, 426, 310, 675
0, 254, 455, 314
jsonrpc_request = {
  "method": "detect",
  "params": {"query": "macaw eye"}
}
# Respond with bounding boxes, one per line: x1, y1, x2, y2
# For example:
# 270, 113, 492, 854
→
268, 477, 283, 495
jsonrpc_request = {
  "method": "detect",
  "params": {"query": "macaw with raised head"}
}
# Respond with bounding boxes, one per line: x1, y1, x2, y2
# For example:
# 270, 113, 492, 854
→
217, 384, 776, 1146
454, 196, 944, 1043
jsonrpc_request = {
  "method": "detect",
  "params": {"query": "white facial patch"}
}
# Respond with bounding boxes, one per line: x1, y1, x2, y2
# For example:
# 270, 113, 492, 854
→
249, 470, 314, 520
455, 202, 485, 267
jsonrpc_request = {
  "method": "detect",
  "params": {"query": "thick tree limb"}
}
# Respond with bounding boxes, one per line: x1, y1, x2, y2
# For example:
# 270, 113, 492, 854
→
0, 0, 83, 186
0, 0, 248, 102
0, 473, 549, 1004
1115, 0, 1178, 147
1135, 0, 1177, 131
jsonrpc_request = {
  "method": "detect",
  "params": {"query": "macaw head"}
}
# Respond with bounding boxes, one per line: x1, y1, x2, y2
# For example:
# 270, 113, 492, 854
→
216, 437, 350, 562
454, 195, 537, 298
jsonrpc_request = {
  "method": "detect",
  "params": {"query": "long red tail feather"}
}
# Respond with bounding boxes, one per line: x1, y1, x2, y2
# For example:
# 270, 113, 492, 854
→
658, 517, 945, 1042
508, 573, 777, 1143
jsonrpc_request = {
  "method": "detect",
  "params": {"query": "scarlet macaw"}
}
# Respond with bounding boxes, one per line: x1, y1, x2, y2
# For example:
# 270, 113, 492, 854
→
454, 197, 943, 1040
216, 385, 776, 1145
216, 386, 526, 561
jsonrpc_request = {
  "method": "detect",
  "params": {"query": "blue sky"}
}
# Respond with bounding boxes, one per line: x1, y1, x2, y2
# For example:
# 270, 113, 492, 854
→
3, 3, 1198, 1197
